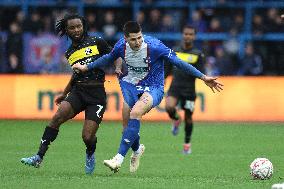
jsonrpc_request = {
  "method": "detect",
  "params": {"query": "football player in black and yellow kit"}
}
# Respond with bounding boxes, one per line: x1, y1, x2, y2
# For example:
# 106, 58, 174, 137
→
21, 13, 112, 174
165, 25, 205, 154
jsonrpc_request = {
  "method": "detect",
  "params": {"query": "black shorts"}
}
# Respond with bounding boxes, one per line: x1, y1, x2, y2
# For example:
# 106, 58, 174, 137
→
65, 84, 106, 124
167, 85, 196, 112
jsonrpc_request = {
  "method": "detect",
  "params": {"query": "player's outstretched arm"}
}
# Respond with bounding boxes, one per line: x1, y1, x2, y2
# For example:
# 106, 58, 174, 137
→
166, 50, 223, 93
200, 75, 224, 93
55, 74, 74, 105
72, 53, 114, 73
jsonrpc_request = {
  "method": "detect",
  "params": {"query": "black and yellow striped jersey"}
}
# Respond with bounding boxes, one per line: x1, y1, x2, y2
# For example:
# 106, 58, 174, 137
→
166, 45, 205, 95
65, 35, 112, 83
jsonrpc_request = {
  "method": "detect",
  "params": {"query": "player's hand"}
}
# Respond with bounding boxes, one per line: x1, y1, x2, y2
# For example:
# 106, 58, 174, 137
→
72, 63, 88, 73
55, 94, 66, 106
201, 75, 224, 93
115, 67, 123, 77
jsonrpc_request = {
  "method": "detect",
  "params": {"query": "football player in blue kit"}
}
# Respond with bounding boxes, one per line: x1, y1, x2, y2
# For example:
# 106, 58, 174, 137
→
72, 21, 223, 173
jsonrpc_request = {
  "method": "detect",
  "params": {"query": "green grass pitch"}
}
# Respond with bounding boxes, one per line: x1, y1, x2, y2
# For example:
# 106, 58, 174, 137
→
0, 120, 283, 189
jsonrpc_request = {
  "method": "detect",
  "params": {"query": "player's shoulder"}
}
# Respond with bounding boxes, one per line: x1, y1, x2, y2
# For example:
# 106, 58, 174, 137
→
144, 35, 166, 52
65, 45, 73, 58
193, 48, 205, 58
114, 37, 126, 49
116, 37, 126, 45
144, 35, 162, 46
88, 35, 104, 43
172, 45, 182, 52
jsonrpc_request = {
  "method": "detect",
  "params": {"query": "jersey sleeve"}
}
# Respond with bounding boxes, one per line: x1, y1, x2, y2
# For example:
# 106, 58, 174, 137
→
87, 38, 124, 70
157, 41, 205, 79
96, 37, 112, 55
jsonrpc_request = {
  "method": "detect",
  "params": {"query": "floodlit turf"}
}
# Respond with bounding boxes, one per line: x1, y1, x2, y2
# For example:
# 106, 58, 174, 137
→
0, 120, 283, 189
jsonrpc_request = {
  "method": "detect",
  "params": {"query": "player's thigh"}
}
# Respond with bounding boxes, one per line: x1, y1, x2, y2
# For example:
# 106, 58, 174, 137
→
119, 81, 137, 108
165, 96, 179, 109
166, 85, 180, 109
64, 89, 85, 116
130, 92, 154, 118
52, 101, 76, 121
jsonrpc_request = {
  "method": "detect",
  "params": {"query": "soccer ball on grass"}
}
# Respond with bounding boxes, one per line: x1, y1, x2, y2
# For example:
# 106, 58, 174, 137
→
250, 158, 273, 180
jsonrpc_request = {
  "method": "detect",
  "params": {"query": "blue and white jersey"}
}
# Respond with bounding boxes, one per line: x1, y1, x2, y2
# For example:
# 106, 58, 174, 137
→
87, 35, 204, 87
123, 40, 150, 84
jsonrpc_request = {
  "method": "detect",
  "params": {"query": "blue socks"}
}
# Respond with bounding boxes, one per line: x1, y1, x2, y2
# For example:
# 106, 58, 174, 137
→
118, 119, 140, 156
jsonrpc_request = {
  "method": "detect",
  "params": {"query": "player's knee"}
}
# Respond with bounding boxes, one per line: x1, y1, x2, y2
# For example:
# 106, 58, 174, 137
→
185, 117, 193, 124
165, 106, 176, 119
52, 112, 66, 124
129, 110, 142, 119
165, 104, 175, 113
185, 112, 193, 124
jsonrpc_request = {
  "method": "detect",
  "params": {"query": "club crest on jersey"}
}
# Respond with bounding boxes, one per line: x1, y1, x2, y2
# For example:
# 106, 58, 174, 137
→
143, 57, 151, 64
85, 48, 92, 55
188, 55, 194, 62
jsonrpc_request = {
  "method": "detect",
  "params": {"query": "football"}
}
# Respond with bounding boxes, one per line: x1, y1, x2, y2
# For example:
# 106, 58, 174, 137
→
250, 158, 273, 180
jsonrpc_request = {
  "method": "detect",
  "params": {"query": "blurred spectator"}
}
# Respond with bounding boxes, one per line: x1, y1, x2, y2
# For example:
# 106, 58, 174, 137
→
161, 14, 176, 32
214, 46, 235, 76
252, 14, 266, 35
15, 11, 25, 28
207, 17, 223, 55
231, 13, 244, 33
265, 8, 282, 32
6, 22, 23, 73
223, 28, 240, 70
204, 56, 219, 76
238, 43, 263, 76
86, 12, 98, 32
147, 9, 162, 32
136, 11, 148, 31
223, 28, 239, 56
23, 11, 43, 34
190, 10, 207, 33
42, 15, 53, 33
102, 11, 117, 39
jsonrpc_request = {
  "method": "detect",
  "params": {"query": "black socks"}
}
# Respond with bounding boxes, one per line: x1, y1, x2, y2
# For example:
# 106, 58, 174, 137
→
184, 123, 193, 144
37, 126, 59, 159
85, 137, 97, 156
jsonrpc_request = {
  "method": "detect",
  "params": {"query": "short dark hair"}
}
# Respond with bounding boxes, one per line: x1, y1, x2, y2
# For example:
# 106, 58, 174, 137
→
55, 13, 88, 37
123, 21, 142, 37
183, 24, 196, 33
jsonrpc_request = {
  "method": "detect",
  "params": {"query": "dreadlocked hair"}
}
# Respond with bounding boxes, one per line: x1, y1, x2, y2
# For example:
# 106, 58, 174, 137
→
55, 13, 88, 37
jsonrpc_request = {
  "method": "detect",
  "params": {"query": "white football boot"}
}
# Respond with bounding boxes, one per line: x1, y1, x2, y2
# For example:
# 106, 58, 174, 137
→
130, 144, 145, 173
103, 156, 121, 173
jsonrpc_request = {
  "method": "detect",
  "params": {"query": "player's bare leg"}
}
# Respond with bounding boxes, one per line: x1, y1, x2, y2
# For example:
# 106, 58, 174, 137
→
21, 101, 75, 168
104, 92, 152, 173
82, 120, 99, 174
165, 96, 181, 135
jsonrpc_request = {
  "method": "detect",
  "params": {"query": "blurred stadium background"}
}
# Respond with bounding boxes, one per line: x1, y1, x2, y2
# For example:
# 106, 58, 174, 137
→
0, 0, 283, 121
0, 0, 284, 188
